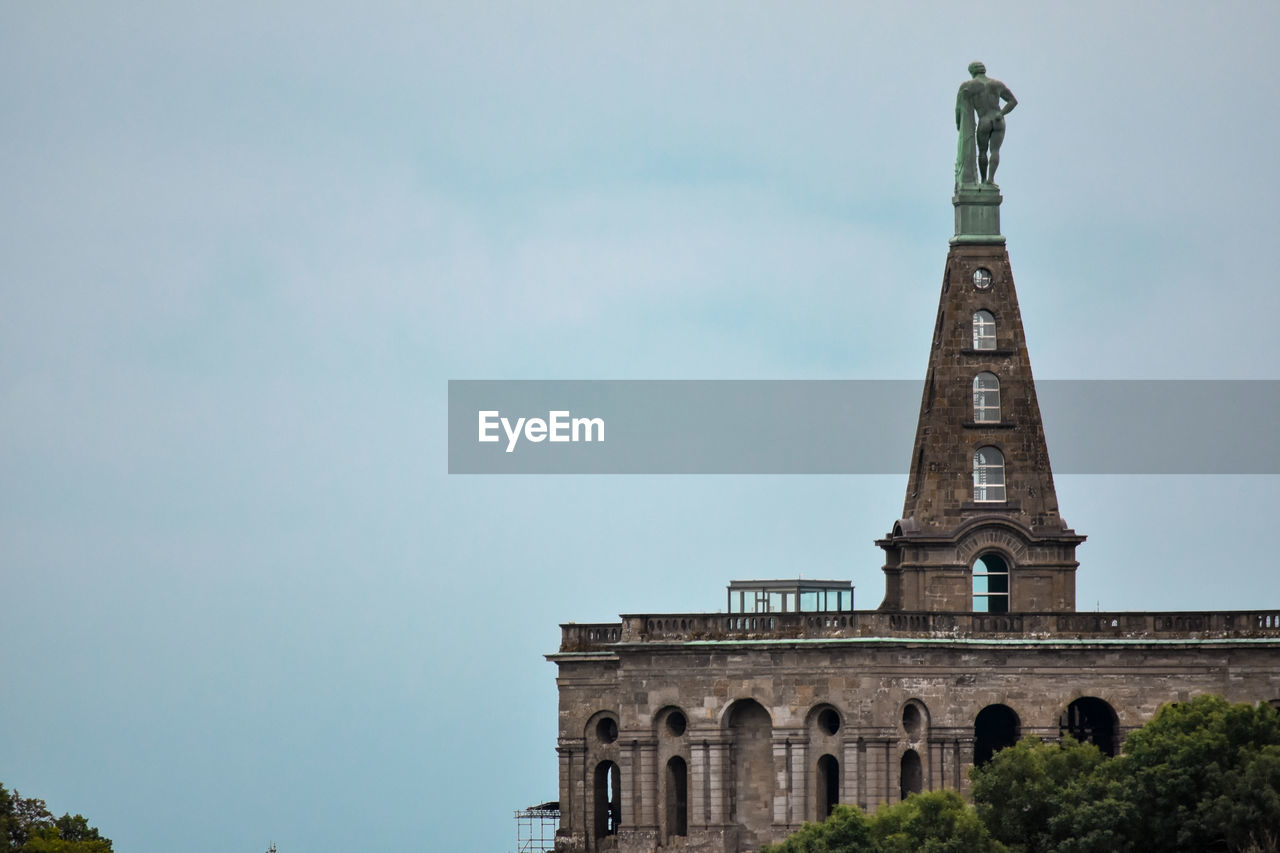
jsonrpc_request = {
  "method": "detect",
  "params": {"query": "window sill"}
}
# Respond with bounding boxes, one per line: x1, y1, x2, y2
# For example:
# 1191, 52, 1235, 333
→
961, 348, 1016, 357
963, 420, 1017, 429
962, 501, 1021, 511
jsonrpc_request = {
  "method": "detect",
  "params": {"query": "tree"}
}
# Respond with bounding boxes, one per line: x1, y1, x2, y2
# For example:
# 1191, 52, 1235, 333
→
762, 804, 874, 853
1122, 695, 1280, 853
0, 785, 112, 853
869, 790, 1006, 853
971, 736, 1135, 853
763, 793, 1005, 853
972, 697, 1280, 853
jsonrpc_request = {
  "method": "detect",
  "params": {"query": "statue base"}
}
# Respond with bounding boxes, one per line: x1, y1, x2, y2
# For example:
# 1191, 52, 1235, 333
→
951, 184, 1005, 245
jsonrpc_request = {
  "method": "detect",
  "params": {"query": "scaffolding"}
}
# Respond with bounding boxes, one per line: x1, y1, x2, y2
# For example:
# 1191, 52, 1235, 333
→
514, 801, 559, 853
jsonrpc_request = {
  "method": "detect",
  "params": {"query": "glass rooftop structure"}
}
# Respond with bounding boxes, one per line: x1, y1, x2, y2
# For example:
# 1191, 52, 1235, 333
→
726, 579, 854, 614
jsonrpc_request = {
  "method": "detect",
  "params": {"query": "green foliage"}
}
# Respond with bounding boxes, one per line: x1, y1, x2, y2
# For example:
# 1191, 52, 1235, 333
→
971, 737, 1133, 853
972, 697, 1280, 853
0, 785, 112, 853
762, 793, 1004, 853
870, 790, 1006, 853
773, 696, 1280, 853
762, 804, 874, 853
1122, 695, 1280, 852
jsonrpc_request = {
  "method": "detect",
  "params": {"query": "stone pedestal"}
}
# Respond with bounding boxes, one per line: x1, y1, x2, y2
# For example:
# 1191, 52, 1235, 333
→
952, 184, 1005, 244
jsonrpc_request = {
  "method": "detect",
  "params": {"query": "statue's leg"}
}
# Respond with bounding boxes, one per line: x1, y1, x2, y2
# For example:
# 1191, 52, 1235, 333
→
976, 126, 992, 182
987, 127, 1006, 185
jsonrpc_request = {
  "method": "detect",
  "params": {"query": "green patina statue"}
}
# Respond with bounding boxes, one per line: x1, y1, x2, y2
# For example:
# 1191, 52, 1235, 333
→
955, 61, 1017, 188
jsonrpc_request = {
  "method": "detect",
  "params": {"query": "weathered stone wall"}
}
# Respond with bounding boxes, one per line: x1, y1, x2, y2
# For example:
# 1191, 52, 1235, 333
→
552, 637, 1280, 853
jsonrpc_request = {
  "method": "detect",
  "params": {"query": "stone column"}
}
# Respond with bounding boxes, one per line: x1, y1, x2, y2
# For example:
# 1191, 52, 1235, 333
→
708, 739, 729, 826
557, 738, 584, 836
618, 744, 636, 831
790, 738, 809, 826
690, 740, 709, 829
884, 739, 895, 805
842, 738, 860, 813
637, 739, 658, 830
958, 736, 976, 795
771, 735, 790, 828
859, 737, 896, 808
855, 738, 868, 810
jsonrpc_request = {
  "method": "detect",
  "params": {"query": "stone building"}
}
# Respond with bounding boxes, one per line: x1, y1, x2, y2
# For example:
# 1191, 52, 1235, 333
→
547, 181, 1280, 853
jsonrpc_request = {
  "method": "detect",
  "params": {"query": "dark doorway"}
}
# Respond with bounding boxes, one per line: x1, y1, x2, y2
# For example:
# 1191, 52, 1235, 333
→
1060, 697, 1120, 756
900, 749, 923, 799
974, 704, 1020, 767
816, 754, 840, 818
593, 760, 621, 839
665, 756, 688, 838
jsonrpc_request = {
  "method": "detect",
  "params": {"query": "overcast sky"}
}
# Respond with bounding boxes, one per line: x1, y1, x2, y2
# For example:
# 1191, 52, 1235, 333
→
2, 3, 1278, 852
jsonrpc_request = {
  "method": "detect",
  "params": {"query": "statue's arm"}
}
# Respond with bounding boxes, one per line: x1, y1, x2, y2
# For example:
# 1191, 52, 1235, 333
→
955, 90, 965, 129
1000, 86, 1018, 116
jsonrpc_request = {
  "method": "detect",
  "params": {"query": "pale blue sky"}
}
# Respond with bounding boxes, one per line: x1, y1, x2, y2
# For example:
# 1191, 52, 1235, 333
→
2, 3, 1278, 852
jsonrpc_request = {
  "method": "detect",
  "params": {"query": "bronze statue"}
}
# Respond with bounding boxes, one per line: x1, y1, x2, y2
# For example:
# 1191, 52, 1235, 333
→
956, 61, 1017, 188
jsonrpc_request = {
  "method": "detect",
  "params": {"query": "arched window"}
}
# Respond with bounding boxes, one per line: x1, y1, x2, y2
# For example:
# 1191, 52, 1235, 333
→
593, 761, 621, 838
973, 553, 1009, 613
974, 704, 1021, 767
973, 447, 1005, 502
816, 754, 840, 819
1060, 697, 1120, 757
973, 310, 996, 350
900, 749, 923, 799
973, 373, 1000, 422
665, 756, 688, 838
902, 701, 927, 742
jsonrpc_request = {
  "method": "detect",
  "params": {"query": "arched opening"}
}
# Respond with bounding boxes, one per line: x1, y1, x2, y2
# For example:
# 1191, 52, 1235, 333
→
973, 372, 1000, 422
900, 749, 923, 799
973, 553, 1010, 613
973, 310, 997, 350
816, 754, 840, 819
974, 704, 1020, 767
817, 707, 841, 736
596, 717, 619, 744
1060, 697, 1120, 757
727, 699, 773, 837
665, 756, 688, 839
593, 760, 621, 839
973, 446, 1006, 502
902, 701, 926, 742
665, 710, 687, 737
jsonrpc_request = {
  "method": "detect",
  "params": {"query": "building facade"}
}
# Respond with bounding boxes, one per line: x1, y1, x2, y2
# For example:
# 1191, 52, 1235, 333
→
548, 186, 1280, 853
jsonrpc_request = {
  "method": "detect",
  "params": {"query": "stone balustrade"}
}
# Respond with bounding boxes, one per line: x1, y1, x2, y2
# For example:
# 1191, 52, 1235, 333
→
557, 609, 1280, 652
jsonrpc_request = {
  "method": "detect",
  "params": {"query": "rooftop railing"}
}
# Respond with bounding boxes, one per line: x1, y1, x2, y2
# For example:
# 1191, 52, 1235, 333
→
557, 609, 1280, 652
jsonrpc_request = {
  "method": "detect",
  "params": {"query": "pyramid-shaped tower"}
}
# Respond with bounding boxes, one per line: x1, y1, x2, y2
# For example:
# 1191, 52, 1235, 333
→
877, 179, 1084, 613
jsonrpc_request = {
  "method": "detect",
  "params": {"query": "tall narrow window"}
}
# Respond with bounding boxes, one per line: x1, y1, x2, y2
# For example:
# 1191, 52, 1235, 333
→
900, 749, 923, 799
665, 757, 688, 838
973, 446, 1005, 502
973, 372, 1000, 422
816, 754, 840, 819
973, 310, 996, 350
593, 761, 621, 838
973, 553, 1009, 613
